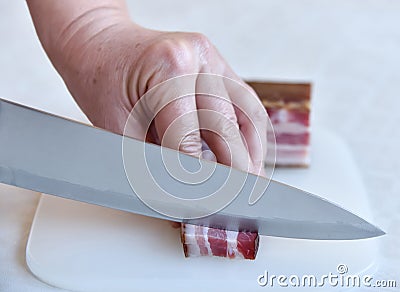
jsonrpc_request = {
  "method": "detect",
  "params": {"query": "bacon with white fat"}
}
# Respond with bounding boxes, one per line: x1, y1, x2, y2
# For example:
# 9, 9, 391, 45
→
181, 224, 259, 260
247, 81, 312, 167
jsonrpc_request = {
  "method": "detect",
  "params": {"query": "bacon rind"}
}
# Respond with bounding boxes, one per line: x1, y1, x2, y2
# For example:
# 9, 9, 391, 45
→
246, 81, 311, 103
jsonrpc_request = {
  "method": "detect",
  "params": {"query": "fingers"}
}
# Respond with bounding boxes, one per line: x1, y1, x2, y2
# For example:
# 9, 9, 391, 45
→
130, 35, 208, 158
143, 74, 203, 158
156, 97, 202, 156
197, 47, 268, 176
195, 75, 252, 173
128, 31, 268, 176
135, 72, 267, 177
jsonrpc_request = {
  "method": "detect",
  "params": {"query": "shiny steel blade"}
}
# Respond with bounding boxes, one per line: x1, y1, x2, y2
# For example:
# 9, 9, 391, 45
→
0, 98, 384, 239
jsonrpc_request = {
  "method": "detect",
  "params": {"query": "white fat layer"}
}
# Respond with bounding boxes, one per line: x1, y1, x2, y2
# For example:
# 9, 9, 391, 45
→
182, 224, 197, 244
185, 243, 201, 257
273, 108, 289, 123
202, 226, 211, 256
270, 154, 311, 165
183, 225, 201, 256
266, 146, 310, 165
227, 230, 244, 259
275, 145, 310, 151
268, 123, 309, 134
226, 230, 237, 258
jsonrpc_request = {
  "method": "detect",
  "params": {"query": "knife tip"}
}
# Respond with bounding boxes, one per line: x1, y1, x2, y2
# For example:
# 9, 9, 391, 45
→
360, 222, 386, 239
373, 227, 386, 237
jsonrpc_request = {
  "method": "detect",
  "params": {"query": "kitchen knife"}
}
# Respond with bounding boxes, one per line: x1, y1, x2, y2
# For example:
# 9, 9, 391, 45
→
0, 98, 384, 239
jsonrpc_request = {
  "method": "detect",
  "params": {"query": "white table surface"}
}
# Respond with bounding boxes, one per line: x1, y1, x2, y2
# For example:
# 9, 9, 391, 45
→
0, 1, 399, 291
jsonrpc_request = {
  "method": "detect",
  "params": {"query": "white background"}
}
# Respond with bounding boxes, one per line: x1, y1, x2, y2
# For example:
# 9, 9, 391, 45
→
0, 0, 399, 291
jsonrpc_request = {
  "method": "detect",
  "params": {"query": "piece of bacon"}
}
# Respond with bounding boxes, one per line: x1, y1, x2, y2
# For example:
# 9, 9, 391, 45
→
181, 224, 259, 260
247, 81, 312, 167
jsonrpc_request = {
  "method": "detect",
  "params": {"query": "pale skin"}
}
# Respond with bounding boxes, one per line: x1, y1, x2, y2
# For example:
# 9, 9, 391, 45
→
26, 0, 267, 177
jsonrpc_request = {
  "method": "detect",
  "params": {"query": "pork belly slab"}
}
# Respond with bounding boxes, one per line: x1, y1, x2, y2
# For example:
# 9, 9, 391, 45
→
181, 224, 259, 260
247, 81, 312, 167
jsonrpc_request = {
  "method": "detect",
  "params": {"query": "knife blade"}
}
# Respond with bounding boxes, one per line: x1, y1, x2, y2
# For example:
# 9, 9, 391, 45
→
0, 98, 384, 239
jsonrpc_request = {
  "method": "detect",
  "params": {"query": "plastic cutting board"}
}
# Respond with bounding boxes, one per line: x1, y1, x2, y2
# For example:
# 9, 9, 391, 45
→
26, 128, 381, 291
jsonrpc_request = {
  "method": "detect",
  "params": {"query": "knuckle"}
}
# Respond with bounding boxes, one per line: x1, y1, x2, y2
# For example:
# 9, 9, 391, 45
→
157, 39, 193, 74
144, 32, 214, 75
190, 32, 211, 49
179, 131, 202, 156
250, 107, 268, 124
189, 32, 212, 63
201, 109, 240, 140
219, 118, 241, 140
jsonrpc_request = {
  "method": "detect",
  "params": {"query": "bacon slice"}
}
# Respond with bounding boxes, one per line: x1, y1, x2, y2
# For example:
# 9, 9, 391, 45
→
247, 81, 312, 167
181, 224, 259, 260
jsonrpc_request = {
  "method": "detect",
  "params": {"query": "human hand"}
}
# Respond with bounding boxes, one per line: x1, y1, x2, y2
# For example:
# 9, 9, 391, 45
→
27, 0, 268, 175
59, 23, 268, 175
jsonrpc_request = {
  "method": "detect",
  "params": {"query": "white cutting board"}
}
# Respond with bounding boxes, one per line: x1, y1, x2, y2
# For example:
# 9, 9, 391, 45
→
26, 129, 381, 292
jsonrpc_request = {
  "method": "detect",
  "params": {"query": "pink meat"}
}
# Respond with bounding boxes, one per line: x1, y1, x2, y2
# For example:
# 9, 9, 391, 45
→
207, 227, 227, 257
181, 224, 259, 260
237, 232, 259, 260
